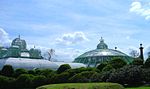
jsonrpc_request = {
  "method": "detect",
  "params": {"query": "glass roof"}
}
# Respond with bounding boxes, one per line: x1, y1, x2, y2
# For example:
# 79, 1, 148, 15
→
76, 38, 129, 59
77, 49, 128, 58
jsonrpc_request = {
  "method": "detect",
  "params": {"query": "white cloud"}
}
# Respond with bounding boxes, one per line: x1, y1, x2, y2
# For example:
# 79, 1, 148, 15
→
54, 48, 82, 62
56, 32, 89, 46
130, 1, 150, 20
0, 28, 11, 47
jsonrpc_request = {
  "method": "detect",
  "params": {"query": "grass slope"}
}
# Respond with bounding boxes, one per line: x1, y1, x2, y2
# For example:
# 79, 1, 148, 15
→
37, 83, 124, 89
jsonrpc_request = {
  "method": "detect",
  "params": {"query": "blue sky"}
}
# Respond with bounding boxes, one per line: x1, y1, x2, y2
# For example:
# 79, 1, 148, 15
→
0, 0, 150, 61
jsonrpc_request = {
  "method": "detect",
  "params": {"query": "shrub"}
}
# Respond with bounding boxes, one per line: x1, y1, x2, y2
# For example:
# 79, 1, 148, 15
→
40, 69, 53, 77
32, 75, 47, 88
15, 74, 34, 88
108, 57, 127, 69
97, 62, 107, 71
108, 65, 144, 86
50, 72, 70, 84
131, 58, 144, 66
102, 65, 114, 72
14, 68, 28, 77
0, 75, 15, 89
69, 71, 101, 83
144, 57, 150, 68
1, 65, 14, 77
28, 70, 36, 75
143, 68, 150, 83
57, 64, 71, 74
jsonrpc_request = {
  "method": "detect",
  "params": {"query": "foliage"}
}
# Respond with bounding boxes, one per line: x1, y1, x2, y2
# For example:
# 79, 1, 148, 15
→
108, 57, 127, 69
15, 74, 34, 89
32, 75, 47, 88
37, 83, 125, 89
97, 62, 107, 71
102, 64, 114, 72
144, 57, 150, 68
131, 58, 144, 66
143, 68, 150, 83
108, 65, 144, 86
14, 68, 28, 77
57, 64, 71, 74
1, 65, 14, 77
50, 72, 70, 84
0, 75, 15, 89
69, 71, 101, 83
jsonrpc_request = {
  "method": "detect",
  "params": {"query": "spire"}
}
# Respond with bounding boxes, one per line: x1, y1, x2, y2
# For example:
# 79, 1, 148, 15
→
139, 43, 144, 60
100, 37, 104, 43
18, 35, 20, 39
97, 37, 108, 49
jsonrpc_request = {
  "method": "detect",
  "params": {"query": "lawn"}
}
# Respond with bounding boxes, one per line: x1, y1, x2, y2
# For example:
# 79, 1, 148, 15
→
36, 83, 125, 89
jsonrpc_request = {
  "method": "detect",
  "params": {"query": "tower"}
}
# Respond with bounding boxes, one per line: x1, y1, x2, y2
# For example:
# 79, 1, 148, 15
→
139, 44, 144, 60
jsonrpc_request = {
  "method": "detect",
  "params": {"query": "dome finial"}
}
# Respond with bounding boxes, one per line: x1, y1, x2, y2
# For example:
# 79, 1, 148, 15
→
100, 37, 104, 43
97, 37, 108, 49
18, 35, 20, 39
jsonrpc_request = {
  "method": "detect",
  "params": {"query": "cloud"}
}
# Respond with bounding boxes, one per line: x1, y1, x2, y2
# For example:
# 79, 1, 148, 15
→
130, 1, 150, 20
56, 32, 89, 46
0, 28, 11, 46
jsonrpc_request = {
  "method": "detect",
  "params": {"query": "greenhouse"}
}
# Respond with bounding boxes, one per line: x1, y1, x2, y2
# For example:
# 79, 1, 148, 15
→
74, 37, 133, 67
0, 36, 86, 70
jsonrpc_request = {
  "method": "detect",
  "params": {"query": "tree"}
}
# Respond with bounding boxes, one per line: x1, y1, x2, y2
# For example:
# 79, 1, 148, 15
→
129, 49, 139, 58
108, 57, 127, 69
14, 68, 28, 77
96, 62, 107, 71
47, 49, 55, 61
107, 65, 144, 86
131, 58, 144, 66
144, 57, 150, 68
57, 64, 71, 74
1, 65, 14, 77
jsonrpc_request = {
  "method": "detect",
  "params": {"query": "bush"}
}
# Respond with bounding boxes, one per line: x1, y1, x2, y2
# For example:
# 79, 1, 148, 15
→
50, 72, 70, 84
69, 71, 101, 83
28, 70, 36, 75
14, 68, 28, 77
15, 74, 34, 89
143, 68, 150, 83
131, 58, 144, 66
108, 57, 127, 69
32, 75, 47, 88
108, 65, 144, 86
102, 65, 114, 72
97, 62, 107, 71
0, 75, 15, 89
1, 65, 14, 77
144, 57, 150, 68
57, 64, 71, 74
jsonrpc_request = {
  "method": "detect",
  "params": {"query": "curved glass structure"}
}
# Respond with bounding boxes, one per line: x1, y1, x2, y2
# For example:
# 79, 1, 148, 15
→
74, 38, 133, 67
0, 58, 86, 70
0, 36, 86, 70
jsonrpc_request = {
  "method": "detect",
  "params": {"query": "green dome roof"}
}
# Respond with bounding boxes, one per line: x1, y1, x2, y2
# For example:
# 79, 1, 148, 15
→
74, 38, 133, 67
97, 37, 108, 49
11, 35, 27, 51
77, 49, 128, 58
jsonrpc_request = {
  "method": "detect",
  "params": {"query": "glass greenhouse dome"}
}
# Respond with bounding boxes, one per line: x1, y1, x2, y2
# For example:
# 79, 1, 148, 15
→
0, 36, 86, 70
74, 37, 133, 67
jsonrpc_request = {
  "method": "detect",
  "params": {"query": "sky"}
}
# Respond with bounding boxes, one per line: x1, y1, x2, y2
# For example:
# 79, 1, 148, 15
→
0, 0, 150, 61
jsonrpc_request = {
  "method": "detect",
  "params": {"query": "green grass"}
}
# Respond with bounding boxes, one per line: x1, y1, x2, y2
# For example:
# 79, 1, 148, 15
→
126, 86, 150, 89
36, 83, 125, 89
